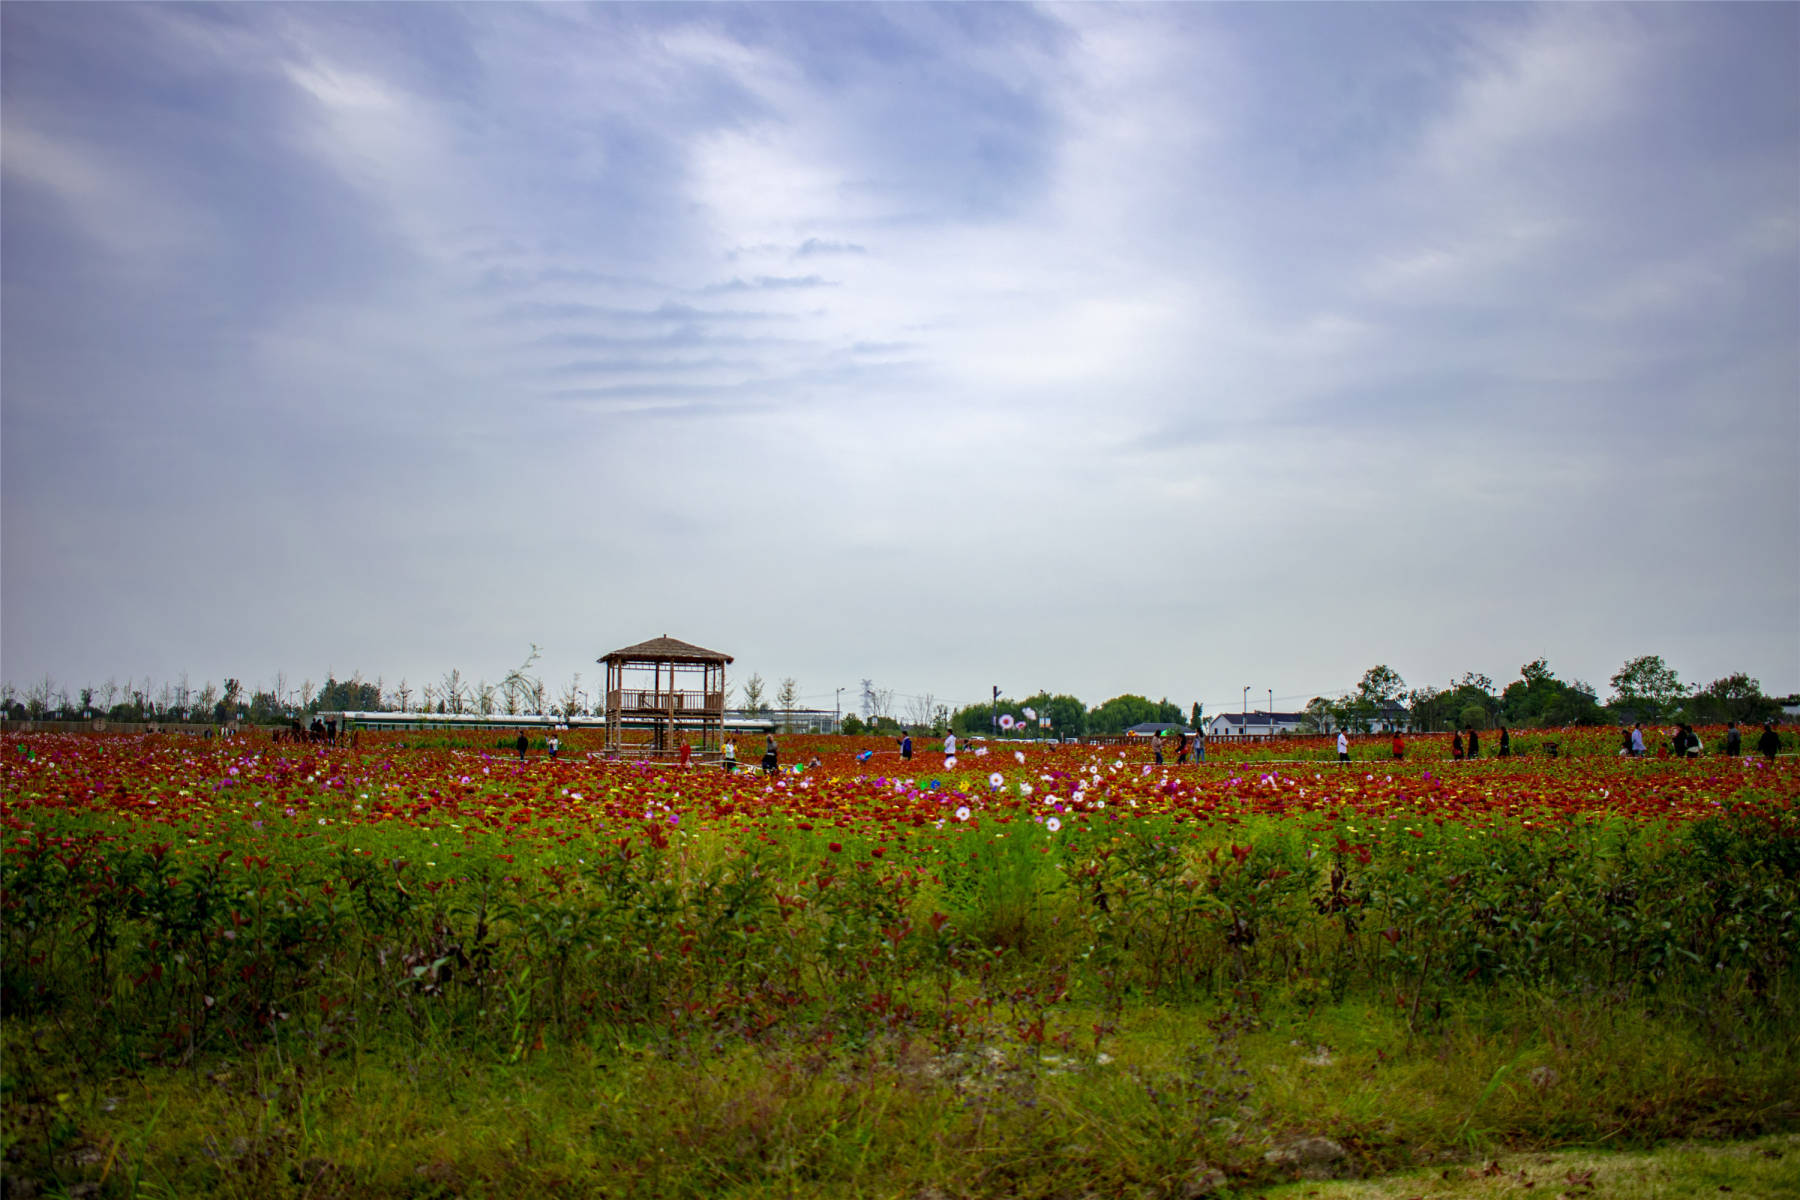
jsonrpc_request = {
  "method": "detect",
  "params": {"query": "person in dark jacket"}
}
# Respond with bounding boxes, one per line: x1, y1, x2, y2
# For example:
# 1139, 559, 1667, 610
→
1757, 723, 1781, 761
1725, 723, 1742, 756
515, 731, 529, 761
1466, 726, 1480, 759
1498, 727, 1511, 757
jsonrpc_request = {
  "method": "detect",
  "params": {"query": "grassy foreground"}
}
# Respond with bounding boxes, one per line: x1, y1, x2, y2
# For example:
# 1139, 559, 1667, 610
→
7, 988, 1798, 1198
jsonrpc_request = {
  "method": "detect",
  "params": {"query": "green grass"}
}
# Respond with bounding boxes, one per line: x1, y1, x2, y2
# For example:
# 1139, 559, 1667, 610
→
6, 988, 1796, 1198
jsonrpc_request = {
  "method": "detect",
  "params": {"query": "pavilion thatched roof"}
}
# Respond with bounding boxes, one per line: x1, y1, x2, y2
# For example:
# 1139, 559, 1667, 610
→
599, 635, 733, 665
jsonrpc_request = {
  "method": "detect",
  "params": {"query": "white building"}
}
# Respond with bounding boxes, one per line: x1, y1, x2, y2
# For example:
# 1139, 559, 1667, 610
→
1207, 711, 1308, 738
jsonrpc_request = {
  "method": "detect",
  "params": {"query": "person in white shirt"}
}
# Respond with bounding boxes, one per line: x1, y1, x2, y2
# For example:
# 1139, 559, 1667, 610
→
943, 731, 957, 762
1337, 731, 1349, 762
722, 739, 737, 773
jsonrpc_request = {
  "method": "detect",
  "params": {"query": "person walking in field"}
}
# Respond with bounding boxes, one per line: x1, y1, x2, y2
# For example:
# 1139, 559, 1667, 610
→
1757, 722, 1780, 762
899, 731, 913, 761
515, 731, 529, 761
1196, 728, 1206, 763
1466, 726, 1480, 759
1498, 727, 1511, 757
943, 731, 957, 763
1337, 730, 1349, 762
547, 731, 559, 760
1725, 723, 1741, 756
1630, 724, 1646, 757
1451, 731, 1463, 761
1391, 731, 1404, 759
722, 738, 737, 773
679, 740, 692, 769
761, 734, 779, 775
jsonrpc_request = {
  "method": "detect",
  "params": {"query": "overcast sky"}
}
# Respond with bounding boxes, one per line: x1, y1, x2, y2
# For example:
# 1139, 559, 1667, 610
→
3, 2, 1796, 716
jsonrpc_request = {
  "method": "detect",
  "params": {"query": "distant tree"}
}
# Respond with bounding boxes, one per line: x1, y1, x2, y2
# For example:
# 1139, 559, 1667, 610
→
25, 675, 55, 719
839, 713, 866, 735
740, 673, 768, 715
1358, 665, 1406, 705
1609, 655, 1686, 720
950, 700, 998, 736
196, 681, 220, 722
1190, 701, 1203, 728
1301, 696, 1337, 734
247, 690, 285, 726
777, 678, 802, 731
215, 678, 244, 724
1686, 672, 1779, 725
870, 688, 896, 724
1086, 694, 1164, 735
1021, 692, 1088, 738
501, 645, 542, 716
476, 681, 498, 716
313, 675, 384, 713
559, 672, 584, 718
1459, 704, 1490, 731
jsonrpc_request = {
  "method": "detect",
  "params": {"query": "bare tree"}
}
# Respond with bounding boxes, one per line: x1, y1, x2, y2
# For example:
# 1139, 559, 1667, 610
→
502, 644, 543, 716
394, 677, 413, 713
559, 672, 583, 718
905, 692, 937, 729
420, 683, 439, 713
440, 669, 469, 714
25, 675, 55, 718
299, 679, 314, 715
100, 678, 120, 711
860, 679, 875, 719
871, 688, 895, 723
530, 679, 548, 714
476, 681, 498, 715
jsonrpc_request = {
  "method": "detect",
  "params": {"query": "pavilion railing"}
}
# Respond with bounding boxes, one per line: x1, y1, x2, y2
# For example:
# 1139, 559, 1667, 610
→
608, 690, 726, 713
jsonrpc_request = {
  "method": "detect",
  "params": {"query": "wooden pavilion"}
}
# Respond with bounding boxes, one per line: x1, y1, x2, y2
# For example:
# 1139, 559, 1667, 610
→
599, 635, 732, 759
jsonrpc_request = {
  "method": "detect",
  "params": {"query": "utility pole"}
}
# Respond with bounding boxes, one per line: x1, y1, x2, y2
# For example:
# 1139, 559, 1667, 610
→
993, 685, 1000, 738
1243, 686, 1250, 741
1269, 689, 1274, 735
835, 686, 843, 730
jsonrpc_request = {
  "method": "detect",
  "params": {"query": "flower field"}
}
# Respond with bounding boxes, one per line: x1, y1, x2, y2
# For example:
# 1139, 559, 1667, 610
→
3, 730, 1797, 1196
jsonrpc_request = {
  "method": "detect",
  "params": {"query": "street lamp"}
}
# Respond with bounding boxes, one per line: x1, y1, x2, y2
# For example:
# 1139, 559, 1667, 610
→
1269, 689, 1274, 736
1243, 687, 1250, 740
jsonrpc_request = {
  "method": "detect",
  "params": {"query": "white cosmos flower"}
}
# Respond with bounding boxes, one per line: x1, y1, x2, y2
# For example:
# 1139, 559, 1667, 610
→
988, 772, 1005, 789
945, 755, 958, 768
1073, 790, 1086, 805
999, 714, 1016, 730
976, 747, 988, 756
1023, 707, 1037, 721
1045, 817, 1061, 832
1020, 783, 1034, 796
1014, 751, 1025, 764
956, 806, 972, 821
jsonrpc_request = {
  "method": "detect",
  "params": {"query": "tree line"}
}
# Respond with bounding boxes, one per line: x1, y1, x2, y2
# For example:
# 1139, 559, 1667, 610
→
3, 653, 1788, 733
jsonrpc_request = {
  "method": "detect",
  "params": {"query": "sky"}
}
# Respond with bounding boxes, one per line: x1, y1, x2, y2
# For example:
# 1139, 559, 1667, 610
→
3, 2, 1797, 718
